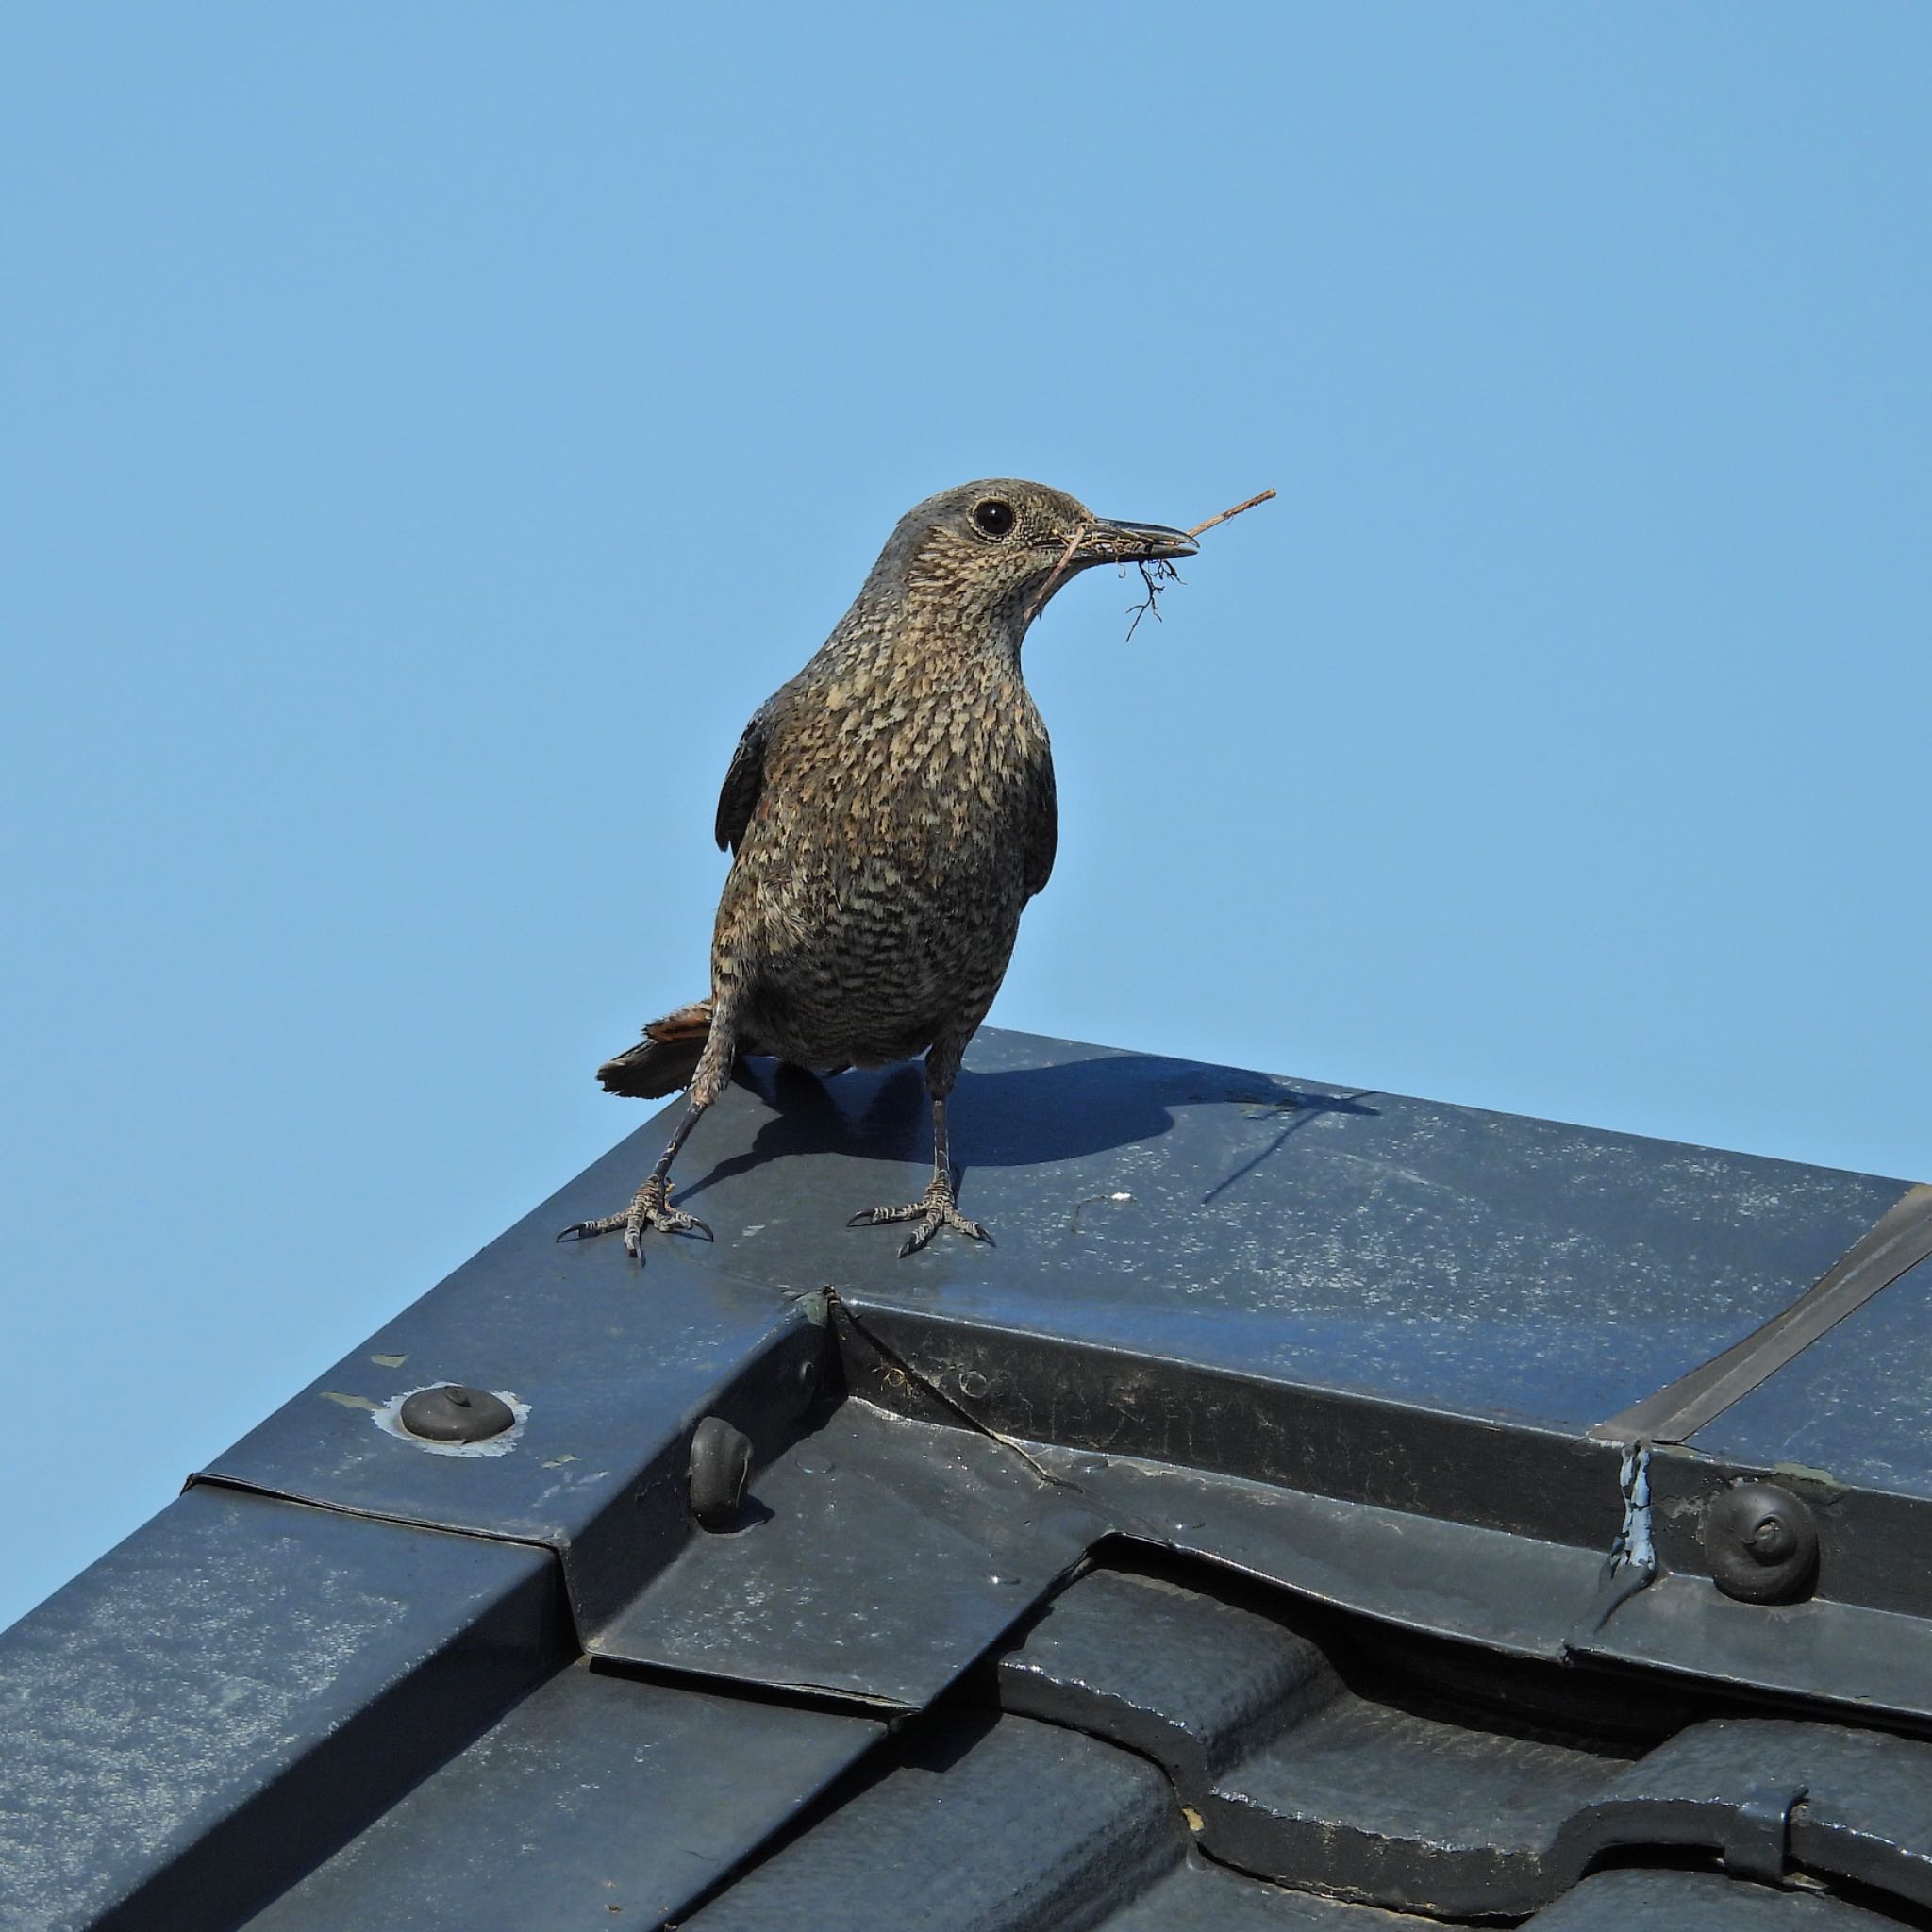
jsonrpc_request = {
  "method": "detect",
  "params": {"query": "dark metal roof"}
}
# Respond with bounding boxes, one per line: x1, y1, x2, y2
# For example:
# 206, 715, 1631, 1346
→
4, 1026, 1932, 1929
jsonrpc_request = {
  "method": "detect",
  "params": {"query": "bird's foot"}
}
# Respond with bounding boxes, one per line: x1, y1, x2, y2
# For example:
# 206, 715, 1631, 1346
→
847, 1172, 992, 1259
556, 1174, 712, 1259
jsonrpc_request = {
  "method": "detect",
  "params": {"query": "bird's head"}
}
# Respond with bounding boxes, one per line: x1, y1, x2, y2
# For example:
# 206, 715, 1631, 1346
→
866, 479, 1198, 637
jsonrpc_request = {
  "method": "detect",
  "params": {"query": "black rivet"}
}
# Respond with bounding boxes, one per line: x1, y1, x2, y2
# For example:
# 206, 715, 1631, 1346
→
1704, 1481, 1819, 1604
398, 1384, 516, 1443
689, 1416, 753, 1530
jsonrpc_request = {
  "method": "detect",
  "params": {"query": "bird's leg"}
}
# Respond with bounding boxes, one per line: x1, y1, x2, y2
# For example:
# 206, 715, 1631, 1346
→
556, 1098, 714, 1258
561, 1006, 743, 1260
848, 1091, 992, 1258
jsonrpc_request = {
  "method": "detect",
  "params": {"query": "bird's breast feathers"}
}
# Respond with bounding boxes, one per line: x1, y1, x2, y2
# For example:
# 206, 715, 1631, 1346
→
769, 661, 1047, 834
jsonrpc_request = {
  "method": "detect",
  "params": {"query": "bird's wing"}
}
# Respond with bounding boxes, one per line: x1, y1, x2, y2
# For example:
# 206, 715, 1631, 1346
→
714, 702, 774, 854
1024, 752, 1058, 897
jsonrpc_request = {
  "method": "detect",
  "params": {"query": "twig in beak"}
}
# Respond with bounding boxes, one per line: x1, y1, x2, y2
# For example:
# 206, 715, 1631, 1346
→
1024, 486, 1274, 635
1020, 522, 1091, 627
1185, 488, 1276, 540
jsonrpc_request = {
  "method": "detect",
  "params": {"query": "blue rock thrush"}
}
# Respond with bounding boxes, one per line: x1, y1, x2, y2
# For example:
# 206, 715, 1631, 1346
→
558, 479, 1196, 1259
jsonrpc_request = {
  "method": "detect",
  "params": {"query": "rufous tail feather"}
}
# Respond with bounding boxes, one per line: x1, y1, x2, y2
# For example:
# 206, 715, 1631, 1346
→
595, 998, 712, 1098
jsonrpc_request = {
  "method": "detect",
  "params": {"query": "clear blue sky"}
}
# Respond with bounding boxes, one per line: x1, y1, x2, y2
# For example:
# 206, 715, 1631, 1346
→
3, 6, 1927, 1633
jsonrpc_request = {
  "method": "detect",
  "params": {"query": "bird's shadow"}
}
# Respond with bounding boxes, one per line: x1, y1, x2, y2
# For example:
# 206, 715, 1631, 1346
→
672, 1050, 1379, 1209
1199, 1091, 1379, 1207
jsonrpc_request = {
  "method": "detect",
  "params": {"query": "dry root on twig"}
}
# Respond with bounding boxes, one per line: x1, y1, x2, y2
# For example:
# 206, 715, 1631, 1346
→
1124, 558, 1181, 642
1124, 485, 1275, 641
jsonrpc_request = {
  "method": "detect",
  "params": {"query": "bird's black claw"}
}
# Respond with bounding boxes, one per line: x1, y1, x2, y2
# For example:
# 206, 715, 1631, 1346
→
621, 1177, 712, 1258
560, 1187, 708, 1260
557, 1212, 628, 1244
850, 1184, 992, 1257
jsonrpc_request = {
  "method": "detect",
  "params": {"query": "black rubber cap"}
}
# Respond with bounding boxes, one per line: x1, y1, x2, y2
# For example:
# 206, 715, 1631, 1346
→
398, 1383, 516, 1443
689, 1416, 753, 1529
1705, 1480, 1820, 1605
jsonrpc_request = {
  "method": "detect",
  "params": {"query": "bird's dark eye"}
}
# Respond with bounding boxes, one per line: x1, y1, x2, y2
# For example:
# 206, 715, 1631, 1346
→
973, 498, 1017, 538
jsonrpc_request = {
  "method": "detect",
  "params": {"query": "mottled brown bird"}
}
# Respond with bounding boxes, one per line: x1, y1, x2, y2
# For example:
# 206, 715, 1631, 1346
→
559, 480, 1197, 1259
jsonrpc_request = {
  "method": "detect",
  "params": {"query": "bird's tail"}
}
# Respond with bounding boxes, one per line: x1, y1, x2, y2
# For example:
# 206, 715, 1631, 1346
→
596, 998, 713, 1098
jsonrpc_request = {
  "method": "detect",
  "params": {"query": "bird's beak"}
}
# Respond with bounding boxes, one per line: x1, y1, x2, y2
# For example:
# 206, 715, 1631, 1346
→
1073, 518, 1199, 567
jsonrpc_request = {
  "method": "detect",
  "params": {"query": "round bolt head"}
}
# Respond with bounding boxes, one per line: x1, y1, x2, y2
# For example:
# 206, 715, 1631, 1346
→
1704, 1480, 1820, 1604
399, 1384, 516, 1443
